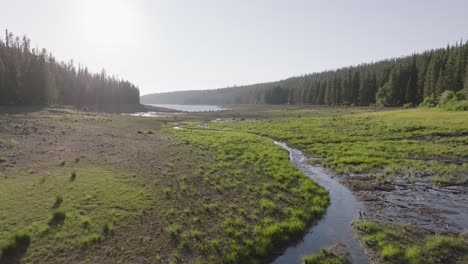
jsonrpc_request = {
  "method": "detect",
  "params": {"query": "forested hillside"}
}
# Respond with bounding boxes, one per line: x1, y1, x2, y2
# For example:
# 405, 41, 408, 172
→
142, 42, 468, 106
0, 30, 140, 106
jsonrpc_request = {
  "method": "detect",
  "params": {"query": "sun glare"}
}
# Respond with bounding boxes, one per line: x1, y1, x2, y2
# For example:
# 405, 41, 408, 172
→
77, 0, 136, 49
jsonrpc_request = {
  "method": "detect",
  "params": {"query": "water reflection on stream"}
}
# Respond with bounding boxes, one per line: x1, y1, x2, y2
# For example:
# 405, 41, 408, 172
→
272, 141, 368, 264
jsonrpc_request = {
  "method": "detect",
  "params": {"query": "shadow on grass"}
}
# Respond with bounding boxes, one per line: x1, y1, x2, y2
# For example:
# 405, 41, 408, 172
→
0, 106, 47, 114
0, 233, 31, 264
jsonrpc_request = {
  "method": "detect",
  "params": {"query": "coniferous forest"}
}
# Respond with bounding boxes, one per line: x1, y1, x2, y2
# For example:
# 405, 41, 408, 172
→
0, 30, 140, 106
142, 41, 468, 106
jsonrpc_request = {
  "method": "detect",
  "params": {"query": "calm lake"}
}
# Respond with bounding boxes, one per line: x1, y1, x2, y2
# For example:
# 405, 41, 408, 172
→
148, 104, 228, 112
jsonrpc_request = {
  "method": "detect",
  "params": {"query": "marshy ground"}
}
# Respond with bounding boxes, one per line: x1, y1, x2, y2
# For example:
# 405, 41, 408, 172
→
0, 105, 467, 263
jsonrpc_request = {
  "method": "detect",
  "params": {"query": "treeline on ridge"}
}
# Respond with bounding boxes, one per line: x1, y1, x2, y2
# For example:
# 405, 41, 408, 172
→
0, 30, 140, 106
142, 41, 468, 106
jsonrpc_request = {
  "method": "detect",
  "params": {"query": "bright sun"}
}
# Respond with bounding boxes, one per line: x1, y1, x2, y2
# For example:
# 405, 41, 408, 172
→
77, 0, 136, 48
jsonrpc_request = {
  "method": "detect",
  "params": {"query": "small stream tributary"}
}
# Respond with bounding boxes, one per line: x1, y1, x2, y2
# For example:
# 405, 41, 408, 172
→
271, 141, 368, 264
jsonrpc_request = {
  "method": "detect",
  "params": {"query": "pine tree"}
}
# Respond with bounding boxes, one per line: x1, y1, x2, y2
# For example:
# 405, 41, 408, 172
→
442, 46, 463, 91
359, 71, 377, 105
405, 56, 418, 104
0, 56, 6, 104
464, 65, 468, 98
351, 71, 360, 104
0, 31, 140, 106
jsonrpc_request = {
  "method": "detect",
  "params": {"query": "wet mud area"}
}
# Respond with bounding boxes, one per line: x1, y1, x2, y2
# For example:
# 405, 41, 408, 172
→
341, 177, 468, 233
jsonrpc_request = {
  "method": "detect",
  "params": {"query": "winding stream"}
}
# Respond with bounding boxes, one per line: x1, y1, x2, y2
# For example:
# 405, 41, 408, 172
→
272, 141, 368, 264
170, 124, 369, 263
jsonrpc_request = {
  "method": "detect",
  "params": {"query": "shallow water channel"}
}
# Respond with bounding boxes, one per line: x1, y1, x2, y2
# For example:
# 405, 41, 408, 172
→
170, 124, 369, 263
271, 141, 368, 264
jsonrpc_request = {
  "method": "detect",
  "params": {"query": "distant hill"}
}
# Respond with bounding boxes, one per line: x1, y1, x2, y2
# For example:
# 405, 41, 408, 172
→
142, 42, 468, 106
141, 82, 276, 105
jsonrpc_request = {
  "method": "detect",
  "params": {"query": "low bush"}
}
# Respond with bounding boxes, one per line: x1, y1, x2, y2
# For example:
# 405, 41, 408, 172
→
403, 103, 414, 109
419, 90, 468, 111
53, 194, 63, 208
381, 244, 401, 260
70, 171, 77, 181
166, 224, 182, 237
102, 222, 115, 235
405, 246, 423, 264
0, 231, 31, 259
303, 245, 349, 264
48, 209, 66, 226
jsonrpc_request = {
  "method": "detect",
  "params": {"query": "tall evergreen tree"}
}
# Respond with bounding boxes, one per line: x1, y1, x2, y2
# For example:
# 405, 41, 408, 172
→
405, 56, 418, 104
464, 65, 468, 98
142, 41, 468, 107
0, 56, 6, 104
0, 31, 140, 106
351, 71, 360, 104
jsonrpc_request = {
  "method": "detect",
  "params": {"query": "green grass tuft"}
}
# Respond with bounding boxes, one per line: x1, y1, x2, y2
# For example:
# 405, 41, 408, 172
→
48, 209, 66, 226
0, 231, 32, 259
354, 220, 467, 263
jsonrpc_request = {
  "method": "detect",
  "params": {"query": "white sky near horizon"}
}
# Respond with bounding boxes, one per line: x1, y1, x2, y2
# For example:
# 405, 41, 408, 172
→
1, 0, 468, 95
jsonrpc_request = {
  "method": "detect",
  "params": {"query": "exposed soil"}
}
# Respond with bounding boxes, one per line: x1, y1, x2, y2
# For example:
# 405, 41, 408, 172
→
339, 174, 468, 233
0, 108, 211, 263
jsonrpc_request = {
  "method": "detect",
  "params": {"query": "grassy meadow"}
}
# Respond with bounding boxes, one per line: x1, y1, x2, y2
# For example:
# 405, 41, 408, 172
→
0, 108, 330, 263
0, 106, 467, 263
0, 165, 152, 262
208, 108, 468, 185
166, 127, 329, 263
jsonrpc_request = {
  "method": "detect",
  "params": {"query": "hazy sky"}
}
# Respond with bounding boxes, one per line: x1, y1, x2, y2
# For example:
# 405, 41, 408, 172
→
1, 0, 468, 95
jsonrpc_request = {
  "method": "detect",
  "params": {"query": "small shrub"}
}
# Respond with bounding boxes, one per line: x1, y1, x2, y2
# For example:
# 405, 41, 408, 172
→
424, 235, 464, 257
354, 220, 380, 234
403, 103, 414, 109
418, 97, 437, 107
13, 232, 31, 248
405, 246, 423, 264
53, 194, 63, 208
70, 171, 77, 181
81, 233, 103, 246
303, 247, 348, 264
0, 231, 31, 258
48, 209, 66, 226
102, 222, 115, 235
1, 240, 17, 258
433, 175, 449, 185
82, 217, 91, 229
438, 90, 463, 105
441, 100, 468, 111
166, 224, 182, 237
162, 187, 172, 196
381, 244, 401, 260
